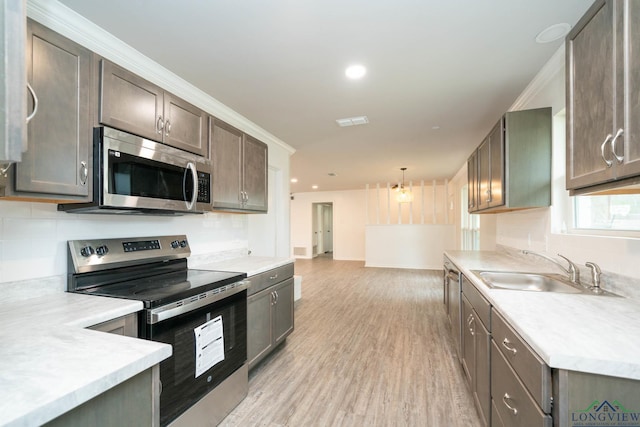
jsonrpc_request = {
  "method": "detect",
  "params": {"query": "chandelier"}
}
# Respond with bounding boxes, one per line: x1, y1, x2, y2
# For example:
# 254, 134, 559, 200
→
395, 167, 413, 203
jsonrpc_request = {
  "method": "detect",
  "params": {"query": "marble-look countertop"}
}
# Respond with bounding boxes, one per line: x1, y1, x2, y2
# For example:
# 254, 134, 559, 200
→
192, 255, 295, 277
0, 292, 172, 427
445, 250, 640, 381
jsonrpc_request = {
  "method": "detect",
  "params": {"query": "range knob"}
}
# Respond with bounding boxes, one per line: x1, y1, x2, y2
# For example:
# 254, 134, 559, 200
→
179, 239, 188, 248
95, 245, 109, 256
80, 245, 95, 257
171, 240, 180, 249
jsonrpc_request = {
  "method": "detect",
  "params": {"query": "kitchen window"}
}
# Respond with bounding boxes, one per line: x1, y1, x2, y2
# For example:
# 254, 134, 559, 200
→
461, 185, 479, 250
574, 194, 640, 232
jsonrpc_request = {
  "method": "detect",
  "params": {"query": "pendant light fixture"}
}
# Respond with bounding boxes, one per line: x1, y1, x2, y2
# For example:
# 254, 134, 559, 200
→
396, 167, 413, 203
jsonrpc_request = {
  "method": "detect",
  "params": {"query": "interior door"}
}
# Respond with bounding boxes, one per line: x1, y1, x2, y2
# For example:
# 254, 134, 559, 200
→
322, 204, 333, 253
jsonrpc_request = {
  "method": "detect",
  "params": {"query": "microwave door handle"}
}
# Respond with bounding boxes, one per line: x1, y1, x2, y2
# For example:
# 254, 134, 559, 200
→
184, 162, 198, 211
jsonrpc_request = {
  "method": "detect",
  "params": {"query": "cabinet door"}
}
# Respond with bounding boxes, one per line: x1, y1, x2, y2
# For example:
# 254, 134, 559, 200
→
461, 296, 475, 386
477, 137, 491, 211
99, 60, 163, 142
443, 269, 449, 314
566, 0, 616, 189
467, 151, 478, 212
242, 134, 268, 212
89, 314, 138, 337
210, 118, 243, 209
616, 0, 640, 179
475, 318, 491, 427
488, 120, 504, 208
17, 20, 91, 197
163, 92, 208, 157
273, 278, 294, 345
448, 274, 462, 361
247, 287, 274, 369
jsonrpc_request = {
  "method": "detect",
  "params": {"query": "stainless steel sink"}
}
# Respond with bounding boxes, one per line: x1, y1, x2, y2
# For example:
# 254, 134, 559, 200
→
473, 271, 586, 293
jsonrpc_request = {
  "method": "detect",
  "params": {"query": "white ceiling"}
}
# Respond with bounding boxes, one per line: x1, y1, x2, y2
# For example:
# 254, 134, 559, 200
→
58, 0, 593, 192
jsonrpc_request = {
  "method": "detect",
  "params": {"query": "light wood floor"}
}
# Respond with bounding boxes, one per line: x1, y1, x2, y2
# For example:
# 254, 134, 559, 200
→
220, 257, 481, 426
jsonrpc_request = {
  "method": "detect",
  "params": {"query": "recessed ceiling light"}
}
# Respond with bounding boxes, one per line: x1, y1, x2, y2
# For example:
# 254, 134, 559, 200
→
336, 116, 369, 127
345, 64, 366, 79
432, 125, 441, 130
290, 178, 298, 183
312, 185, 319, 190
536, 23, 571, 43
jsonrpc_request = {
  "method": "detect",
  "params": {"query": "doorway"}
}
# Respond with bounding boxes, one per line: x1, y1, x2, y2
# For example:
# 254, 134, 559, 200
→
312, 202, 333, 258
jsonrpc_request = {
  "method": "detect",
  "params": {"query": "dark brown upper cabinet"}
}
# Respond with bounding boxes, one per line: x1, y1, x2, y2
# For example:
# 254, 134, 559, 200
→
99, 59, 208, 158
566, 0, 640, 195
468, 108, 551, 213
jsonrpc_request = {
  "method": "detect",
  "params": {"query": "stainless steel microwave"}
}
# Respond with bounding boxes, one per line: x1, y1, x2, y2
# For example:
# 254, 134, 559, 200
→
59, 126, 211, 215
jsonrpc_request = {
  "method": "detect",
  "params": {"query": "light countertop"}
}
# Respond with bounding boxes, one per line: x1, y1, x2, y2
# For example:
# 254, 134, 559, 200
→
445, 250, 640, 381
192, 255, 294, 277
0, 292, 172, 427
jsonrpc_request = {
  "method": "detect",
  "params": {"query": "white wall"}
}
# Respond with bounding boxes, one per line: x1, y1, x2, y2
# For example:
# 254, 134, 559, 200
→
248, 160, 291, 258
365, 224, 455, 269
365, 182, 449, 225
290, 190, 367, 261
0, 201, 248, 283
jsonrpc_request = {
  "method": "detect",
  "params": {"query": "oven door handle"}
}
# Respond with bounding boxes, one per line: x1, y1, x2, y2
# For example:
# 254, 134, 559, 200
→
148, 280, 249, 324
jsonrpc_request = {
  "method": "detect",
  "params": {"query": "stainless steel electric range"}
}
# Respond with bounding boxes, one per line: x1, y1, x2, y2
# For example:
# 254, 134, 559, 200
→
67, 235, 249, 426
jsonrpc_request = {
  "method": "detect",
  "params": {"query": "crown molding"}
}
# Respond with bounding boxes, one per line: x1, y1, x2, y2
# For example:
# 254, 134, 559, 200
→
509, 44, 565, 112
26, 0, 296, 155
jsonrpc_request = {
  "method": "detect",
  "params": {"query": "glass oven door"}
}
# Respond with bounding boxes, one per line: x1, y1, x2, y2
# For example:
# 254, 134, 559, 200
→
145, 290, 247, 426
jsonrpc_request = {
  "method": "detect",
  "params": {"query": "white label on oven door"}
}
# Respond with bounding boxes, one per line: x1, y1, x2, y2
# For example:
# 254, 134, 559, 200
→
194, 315, 225, 378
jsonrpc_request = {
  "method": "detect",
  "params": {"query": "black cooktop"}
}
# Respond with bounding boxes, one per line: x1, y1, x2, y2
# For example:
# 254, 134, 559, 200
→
74, 269, 246, 308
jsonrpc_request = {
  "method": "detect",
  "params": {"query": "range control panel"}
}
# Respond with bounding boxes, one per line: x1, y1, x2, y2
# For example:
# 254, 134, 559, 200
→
68, 235, 190, 274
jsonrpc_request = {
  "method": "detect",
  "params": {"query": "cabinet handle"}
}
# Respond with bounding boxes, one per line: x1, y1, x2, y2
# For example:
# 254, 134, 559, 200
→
274, 290, 279, 304
156, 116, 164, 134
600, 134, 614, 167
165, 119, 171, 136
467, 313, 475, 336
611, 128, 624, 164
502, 393, 518, 415
80, 161, 88, 185
26, 83, 39, 123
269, 273, 278, 280
485, 189, 491, 203
502, 338, 518, 355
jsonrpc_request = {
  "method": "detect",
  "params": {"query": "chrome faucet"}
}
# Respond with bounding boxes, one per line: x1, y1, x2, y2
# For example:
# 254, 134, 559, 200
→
585, 262, 603, 294
522, 250, 580, 284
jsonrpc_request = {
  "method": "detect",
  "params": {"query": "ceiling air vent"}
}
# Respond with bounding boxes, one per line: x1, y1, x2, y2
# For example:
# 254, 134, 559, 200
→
336, 116, 369, 127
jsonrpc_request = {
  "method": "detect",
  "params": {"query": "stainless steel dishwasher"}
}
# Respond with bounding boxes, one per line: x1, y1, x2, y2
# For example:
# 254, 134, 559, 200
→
444, 256, 462, 362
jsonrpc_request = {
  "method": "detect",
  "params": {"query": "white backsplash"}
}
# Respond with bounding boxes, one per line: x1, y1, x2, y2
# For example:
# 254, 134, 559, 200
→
0, 200, 249, 288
